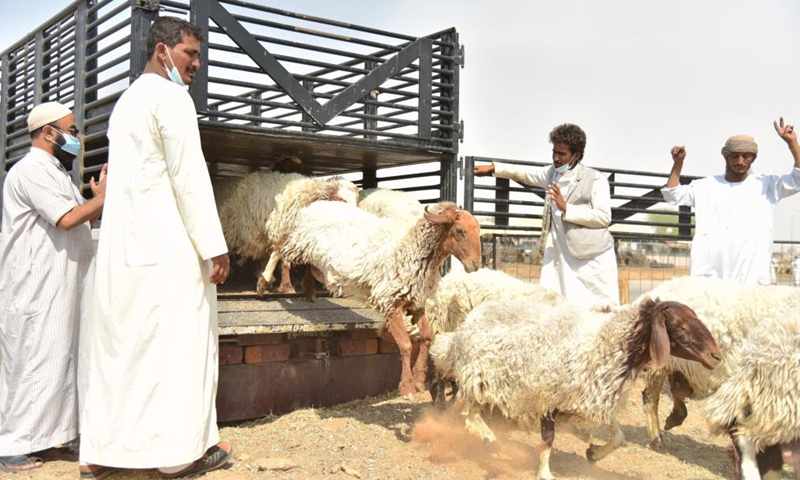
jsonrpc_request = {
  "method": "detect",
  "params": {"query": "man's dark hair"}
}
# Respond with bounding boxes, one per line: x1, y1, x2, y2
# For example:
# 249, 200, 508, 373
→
29, 122, 58, 140
146, 16, 203, 60
549, 123, 587, 159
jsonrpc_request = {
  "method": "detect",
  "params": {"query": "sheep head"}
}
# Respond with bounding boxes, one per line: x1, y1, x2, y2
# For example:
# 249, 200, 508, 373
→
325, 178, 359, 206
424, 202, 482, 272
628, 298, 721, 372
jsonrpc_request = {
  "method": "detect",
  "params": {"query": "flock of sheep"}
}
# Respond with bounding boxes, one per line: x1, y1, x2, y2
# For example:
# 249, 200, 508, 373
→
213, 170, 800, 480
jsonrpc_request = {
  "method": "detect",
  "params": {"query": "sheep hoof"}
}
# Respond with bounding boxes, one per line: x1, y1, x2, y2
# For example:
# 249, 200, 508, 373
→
256, 276, 270, 295
414, 381, 427, 393
586, 445, 599, 463
664, 412, 686, 430
277, 283, 297, 294
648, 437, 666, 452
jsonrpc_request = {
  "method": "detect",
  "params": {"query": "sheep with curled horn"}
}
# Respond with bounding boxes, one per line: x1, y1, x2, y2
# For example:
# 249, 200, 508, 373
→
431, 297, 721, 480
281, 200, 482, 397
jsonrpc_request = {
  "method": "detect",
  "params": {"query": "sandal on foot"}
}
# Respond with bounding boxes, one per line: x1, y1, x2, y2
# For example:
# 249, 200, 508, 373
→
0, 455, 43, 473
79, 464, 122, 479
161, 442, 233, 479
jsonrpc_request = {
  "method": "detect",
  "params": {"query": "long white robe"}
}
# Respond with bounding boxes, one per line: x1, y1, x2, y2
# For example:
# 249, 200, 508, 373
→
80, 74, 228, 468
0, 148, 93, 455
661, 168, 800, 286
494, 163, 619, 307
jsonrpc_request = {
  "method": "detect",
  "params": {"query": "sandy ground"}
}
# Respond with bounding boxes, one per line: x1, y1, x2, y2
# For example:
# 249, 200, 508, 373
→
12, 378, 797, 480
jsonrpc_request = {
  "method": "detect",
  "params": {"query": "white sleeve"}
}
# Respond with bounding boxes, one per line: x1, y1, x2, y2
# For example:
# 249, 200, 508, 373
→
493, 162, 550, 189
661, 183, 695, 206
157, 90, 228, 260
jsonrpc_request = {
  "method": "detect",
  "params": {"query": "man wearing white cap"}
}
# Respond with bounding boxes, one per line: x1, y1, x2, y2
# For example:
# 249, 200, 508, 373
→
0, 102, 106, 472
80, 16, 231, 480
662, 118, 800, 286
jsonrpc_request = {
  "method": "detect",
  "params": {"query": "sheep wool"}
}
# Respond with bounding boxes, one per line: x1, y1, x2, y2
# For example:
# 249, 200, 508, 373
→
282, 200, 455, 314
703, 328, 800, 449
358, 188, 424, 226
436, 299, 643, 429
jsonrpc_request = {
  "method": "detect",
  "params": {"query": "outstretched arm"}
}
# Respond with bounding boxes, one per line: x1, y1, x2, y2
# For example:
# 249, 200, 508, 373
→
774, 117, 800, 168
666, 146, 686, 188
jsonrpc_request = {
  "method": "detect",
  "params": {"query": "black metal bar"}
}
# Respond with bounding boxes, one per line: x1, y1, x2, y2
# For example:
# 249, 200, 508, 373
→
190, 0, 210, 112
72, 0, 89, 185
129, 0, 156, 81
86, 1, 129, 31
34, 31, 44, 105
85, 18, 131, 51
418, 38, 432, 140
84, 69, 128, 95
1, 57, 9, 167
86, 35, 130, 64
463, 156, 474, 212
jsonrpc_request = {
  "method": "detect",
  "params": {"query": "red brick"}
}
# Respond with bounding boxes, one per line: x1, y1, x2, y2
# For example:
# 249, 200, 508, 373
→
379, 338, 400, 354
219, 345, 243, 365
244, 344, 291, 364
237, 334, 284, 346
346, 329, 380, 339
338, 338, 378, 357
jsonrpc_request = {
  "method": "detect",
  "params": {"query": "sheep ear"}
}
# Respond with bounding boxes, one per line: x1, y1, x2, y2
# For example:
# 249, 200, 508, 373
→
649, 303, 671, 369
424, 204, 457, 224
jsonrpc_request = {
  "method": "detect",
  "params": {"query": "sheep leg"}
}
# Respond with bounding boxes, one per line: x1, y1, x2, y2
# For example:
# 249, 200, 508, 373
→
276, 260, 297, 294
409, 308, 432, 393
664, 371, 691, 431
260, 249, 282, 293
586, 421, 625, 463
730, 432, 761, 480
386, 305, 415, 398
642, 370, 667, 451
537, 411, 557, 480
301, 267, 318, 302
460, 402, 496, 444
756, 445, 783, 480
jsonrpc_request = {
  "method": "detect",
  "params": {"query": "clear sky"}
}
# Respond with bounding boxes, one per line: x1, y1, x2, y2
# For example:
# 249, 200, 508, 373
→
3, 0, 800, 238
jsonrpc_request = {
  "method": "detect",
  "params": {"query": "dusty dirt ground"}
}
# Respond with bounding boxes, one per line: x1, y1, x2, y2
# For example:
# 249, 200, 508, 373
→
12, 379, 797, 480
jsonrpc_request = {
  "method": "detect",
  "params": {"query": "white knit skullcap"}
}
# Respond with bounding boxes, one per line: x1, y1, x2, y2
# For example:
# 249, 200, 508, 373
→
27, 102, 72, 132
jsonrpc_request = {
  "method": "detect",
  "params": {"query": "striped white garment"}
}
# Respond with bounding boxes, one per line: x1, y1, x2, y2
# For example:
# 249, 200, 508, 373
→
0, 147, 94, 455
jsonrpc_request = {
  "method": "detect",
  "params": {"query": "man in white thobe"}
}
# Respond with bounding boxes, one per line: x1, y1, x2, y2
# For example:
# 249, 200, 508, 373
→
475, 124, 619, 307
79, 17, 232, 479
0, 102, 106, 473
662, 119, 800, 286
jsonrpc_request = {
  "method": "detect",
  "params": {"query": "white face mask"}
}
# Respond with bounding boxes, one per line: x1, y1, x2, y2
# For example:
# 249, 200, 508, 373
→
163, 48, 186, 87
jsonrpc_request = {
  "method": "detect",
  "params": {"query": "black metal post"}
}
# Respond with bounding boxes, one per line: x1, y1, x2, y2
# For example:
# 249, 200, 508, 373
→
129, 0, 157, 81
438, 31, 460, 203
34, 32, 44, 105
463, 155, 474, 212
417, 38, 431, 140
1, 57, 9, 169
495, 177, 510, 227
72, 0, 89, 185
190, 0, 210, 112
678, 205, 692, 237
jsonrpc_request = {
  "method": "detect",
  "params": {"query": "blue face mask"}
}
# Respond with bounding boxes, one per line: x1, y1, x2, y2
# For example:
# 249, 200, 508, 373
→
163, 48, 186, 87
48, 129, 81, 156
554, 163, 571, 174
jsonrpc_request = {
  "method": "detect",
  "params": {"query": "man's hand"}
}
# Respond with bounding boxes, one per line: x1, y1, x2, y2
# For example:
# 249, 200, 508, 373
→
90, 164, 108, 198
547, 183, 566, 213
671, 146, 686, 163
474, 164, 495, 176
210, 254, 230, 285
774, 117, 798, 146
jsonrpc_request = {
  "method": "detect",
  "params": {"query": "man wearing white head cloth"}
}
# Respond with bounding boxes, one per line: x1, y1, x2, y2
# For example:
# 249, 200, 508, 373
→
662, 118, 800, 286
0, 102, 106, 472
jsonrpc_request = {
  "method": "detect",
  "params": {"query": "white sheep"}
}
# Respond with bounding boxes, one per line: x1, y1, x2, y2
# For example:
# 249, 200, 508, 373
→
425, 268, 565, 335
358, 188, 424, 226
702, 327, 800, 480
634, 276, 800, 451
431, 297, 721, 480
280, 200, 482, 397
214, 171, 358, 294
